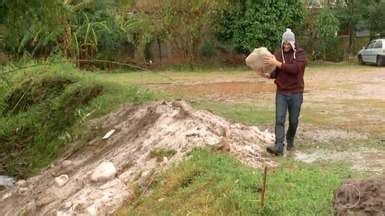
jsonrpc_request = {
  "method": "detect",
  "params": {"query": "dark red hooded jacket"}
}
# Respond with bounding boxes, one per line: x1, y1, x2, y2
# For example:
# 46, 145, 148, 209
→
270, 46, 306, 93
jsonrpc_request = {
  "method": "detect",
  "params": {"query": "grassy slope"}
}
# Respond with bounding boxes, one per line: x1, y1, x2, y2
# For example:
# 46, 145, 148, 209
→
0, 62, 154, 177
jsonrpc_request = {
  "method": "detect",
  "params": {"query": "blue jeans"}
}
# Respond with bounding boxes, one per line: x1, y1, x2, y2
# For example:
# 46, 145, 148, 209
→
275, 92, 303, 151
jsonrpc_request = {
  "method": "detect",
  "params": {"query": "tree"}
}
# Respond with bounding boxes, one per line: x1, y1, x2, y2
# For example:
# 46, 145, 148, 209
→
3, 0, 223, 65
335, 0, 372, 55
216, 0, 305, 53
159, 0, 229, 64
315, 8, 340, 60
2, 0, 130, 61
2, 0, 66, 56
368, 0, 385, 38
0, 1, 6, 24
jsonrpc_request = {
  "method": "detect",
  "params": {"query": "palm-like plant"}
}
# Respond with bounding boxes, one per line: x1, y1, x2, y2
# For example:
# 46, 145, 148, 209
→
2, 0, 156, 64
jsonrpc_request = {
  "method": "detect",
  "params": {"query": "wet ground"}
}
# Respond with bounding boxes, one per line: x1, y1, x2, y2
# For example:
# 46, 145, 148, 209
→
138, 64, 385, 174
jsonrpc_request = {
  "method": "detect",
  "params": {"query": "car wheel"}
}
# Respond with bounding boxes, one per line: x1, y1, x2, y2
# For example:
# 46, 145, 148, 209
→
376, 56, 384, 66
358, 55, 364, 65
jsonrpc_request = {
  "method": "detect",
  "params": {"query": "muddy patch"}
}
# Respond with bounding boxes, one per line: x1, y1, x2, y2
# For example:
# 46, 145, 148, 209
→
333, 177, 385, 215
295, 148, 385, 173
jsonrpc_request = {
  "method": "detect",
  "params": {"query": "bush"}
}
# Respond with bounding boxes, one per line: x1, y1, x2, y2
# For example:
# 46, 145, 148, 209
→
0, 63, 155, 178
199, 40, 217, 58
0, 73, 103, 177
3, 76, 74, 114
216, 0, 305, 53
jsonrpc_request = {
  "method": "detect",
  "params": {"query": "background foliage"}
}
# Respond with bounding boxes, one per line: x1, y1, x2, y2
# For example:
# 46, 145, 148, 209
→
216, 0, 305, 53
1, 0, 385, 65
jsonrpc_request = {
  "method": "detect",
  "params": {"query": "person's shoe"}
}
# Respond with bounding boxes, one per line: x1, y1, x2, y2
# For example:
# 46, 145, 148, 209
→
286, 144, 295, 152
286, 139, 294, 151
266, 145, 283, 156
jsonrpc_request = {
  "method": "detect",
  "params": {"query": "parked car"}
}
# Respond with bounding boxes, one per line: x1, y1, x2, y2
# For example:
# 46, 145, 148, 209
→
357, 39, 385, 66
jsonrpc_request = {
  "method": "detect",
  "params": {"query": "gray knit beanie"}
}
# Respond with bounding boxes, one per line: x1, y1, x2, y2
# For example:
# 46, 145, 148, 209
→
281, 28, 296, 63
282, 28, 295, 43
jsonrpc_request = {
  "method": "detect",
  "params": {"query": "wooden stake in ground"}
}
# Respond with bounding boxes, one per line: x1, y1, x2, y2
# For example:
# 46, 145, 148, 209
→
260, 166, 268, 208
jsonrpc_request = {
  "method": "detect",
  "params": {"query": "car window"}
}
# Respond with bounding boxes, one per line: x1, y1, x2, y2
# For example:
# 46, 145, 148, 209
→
374, 40, 383, 49
367, 40, 376, 49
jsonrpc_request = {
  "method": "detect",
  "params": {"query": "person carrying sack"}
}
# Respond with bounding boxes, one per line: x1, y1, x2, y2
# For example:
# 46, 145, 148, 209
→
263, 28, 307, 156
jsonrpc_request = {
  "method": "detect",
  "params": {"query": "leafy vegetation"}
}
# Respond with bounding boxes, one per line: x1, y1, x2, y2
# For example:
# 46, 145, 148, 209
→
1, 0, 65, 56
216, 0, 305, 53
0, 1, 138, 63
315, 8, 340, 60
3, 0, 384, 64
335, 0, 371, 54
0, 0, 231, 66
368, 0, 385, 38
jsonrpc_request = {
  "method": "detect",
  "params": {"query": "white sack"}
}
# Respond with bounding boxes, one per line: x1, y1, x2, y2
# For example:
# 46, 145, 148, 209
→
245, 47, 276, 75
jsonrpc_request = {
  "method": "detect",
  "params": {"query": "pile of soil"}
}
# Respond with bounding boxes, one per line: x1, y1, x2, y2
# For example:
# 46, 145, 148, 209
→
0, 101, 274, 215
333, 177, 385, 215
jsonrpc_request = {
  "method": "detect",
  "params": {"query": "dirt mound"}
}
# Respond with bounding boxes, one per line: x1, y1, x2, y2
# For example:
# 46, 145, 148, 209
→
333, 177, 385, 215
0, 101, 274, 215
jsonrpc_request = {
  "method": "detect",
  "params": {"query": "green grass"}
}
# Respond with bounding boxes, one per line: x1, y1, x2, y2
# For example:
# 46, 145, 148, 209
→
95, 69, 250, 87
119, 148, 351, 216
0, 62, 155, 177
192, 100, 274, 126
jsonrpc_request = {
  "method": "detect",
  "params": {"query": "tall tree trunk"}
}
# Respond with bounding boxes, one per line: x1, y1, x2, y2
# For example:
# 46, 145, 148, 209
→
348, 27, 353, 56
157, 38, 162, 66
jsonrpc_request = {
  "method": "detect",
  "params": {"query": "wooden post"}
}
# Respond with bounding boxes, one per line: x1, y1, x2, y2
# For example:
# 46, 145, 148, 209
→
260, 166, 268, 208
